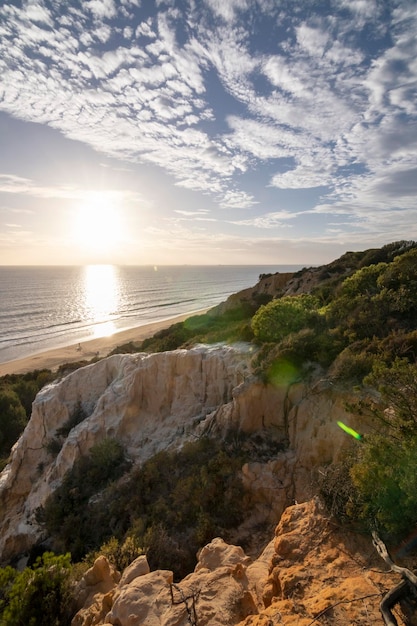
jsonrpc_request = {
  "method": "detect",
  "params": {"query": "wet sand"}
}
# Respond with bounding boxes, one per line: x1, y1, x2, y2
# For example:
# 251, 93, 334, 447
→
0, 309, 209, 376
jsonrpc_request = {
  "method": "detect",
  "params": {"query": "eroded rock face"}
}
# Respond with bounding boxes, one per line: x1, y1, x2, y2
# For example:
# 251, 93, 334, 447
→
238, 498, 405, 626
0, 344, 364, 564
0, 346, 251, 562
71, 499, 405, 626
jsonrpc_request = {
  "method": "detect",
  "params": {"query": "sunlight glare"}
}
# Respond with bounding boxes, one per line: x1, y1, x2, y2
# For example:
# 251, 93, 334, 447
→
83, 264, 119, 337
73, 192, 124, 252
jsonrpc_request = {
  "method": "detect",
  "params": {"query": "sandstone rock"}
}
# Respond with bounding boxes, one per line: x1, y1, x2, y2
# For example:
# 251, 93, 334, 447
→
72, 499, 410, 626
82, 556, 120, 588
238, 498, 406, 626
103, 536, 258, 626
71, 556, 121, 626
195, 537, 251, 572
119, 555, 150, 586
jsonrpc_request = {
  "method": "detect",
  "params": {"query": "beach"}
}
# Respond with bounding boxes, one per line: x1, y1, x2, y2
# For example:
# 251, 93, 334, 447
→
0, 309, 209, 377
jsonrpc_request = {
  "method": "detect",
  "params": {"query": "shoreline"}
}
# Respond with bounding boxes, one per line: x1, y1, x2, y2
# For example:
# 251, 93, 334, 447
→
0, 309, 210, 377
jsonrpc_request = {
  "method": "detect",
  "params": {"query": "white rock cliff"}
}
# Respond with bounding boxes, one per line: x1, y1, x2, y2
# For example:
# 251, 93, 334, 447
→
0, 344, 361, 564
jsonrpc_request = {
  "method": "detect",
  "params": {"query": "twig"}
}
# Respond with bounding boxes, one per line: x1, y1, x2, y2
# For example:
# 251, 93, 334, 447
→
170, 582, 200, 626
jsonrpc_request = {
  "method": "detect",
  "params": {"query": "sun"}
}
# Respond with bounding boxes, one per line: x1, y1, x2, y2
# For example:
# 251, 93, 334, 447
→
73, 192, 124, 252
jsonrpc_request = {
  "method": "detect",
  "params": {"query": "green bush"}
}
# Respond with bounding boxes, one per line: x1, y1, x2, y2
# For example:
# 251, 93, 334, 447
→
0, 369, 56, 467
86, 535, 144, 573
347, 360, 417, 540
251, 295, 320, 343
351, 434, 417, 540
139, 309, 255, 353
329, 347, 375, 383
0, 552, 72, 626
0, 389, 27, 459
326, 250, 417, 341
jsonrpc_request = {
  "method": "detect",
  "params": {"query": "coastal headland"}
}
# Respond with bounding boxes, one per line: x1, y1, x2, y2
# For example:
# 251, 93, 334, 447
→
0, 309, 209, 377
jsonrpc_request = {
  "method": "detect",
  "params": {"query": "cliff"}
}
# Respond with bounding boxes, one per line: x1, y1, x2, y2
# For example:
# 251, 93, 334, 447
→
0, 344, 362, 565
210, 241, 417, 316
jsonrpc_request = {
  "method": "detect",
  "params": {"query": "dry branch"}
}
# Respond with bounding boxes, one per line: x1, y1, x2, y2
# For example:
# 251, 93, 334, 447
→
372, 531, 417, 625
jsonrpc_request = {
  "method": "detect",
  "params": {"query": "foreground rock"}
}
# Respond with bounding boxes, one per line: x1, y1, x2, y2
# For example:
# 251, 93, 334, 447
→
72, 499, 407, 626
0, 344, 365, 564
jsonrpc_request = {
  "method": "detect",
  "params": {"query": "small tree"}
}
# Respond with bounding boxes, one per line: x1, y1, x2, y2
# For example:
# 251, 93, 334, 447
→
251, 295, 319, 343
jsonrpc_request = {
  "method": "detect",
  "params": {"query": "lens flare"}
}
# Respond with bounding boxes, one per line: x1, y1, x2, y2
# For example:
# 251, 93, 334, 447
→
337, 421, 362, 440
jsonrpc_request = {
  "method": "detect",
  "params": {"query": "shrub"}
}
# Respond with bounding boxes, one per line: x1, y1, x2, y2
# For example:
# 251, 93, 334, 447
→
318, 454, 358, 523
347, 360, 417, 541
0, 389, 26, 459
329, 347, 375, 383
39, 436, 251, 579
0, 552, 72, 626
251, 295, 320, 343
350, 434, 417, 540
56, 401, 88, 439
86, 536, 144, 572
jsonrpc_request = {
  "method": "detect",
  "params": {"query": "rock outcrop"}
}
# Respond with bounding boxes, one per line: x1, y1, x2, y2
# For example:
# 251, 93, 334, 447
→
70, 499, 407, 626
0, 345, 251, 562
0, 344, 365, 564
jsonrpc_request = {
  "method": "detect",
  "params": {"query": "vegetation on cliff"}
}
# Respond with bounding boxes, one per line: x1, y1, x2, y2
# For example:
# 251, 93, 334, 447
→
0, 369, 54, 470
37, 435, 272, 580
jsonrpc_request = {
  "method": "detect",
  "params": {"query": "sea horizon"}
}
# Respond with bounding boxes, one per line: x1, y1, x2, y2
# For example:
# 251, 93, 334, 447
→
0, 264, 305, 364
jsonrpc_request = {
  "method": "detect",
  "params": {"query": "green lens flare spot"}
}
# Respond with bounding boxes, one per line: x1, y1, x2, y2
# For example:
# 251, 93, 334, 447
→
337, 421, 362, 440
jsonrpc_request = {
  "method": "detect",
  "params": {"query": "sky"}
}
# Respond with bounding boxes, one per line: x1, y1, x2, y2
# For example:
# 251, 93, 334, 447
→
0, 0, 416, 266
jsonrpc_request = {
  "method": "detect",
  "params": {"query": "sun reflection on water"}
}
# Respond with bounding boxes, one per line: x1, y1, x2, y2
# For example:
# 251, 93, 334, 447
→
83, 265, 120, 337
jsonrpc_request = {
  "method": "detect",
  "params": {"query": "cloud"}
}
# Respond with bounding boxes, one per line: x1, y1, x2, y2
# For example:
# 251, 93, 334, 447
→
270, 163, 333, 189
231, 210, 298, 228
338, 0, 380, 22
0, 174, 83, 199
0, 175, 145, 209
296, 24, 329, 58
24, 2, 54, 26
218, 190, 256, 209
85, 0, 116, 19
0, 0, 416, 238
204, 0, 249, 23
174, 209, 210, 216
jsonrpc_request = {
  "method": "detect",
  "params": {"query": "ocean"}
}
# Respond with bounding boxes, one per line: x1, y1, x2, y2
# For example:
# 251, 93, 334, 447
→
0, 265, 303, 364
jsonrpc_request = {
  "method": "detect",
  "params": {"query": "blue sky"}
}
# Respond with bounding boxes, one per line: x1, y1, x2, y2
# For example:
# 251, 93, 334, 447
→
0, 0, 416, 265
